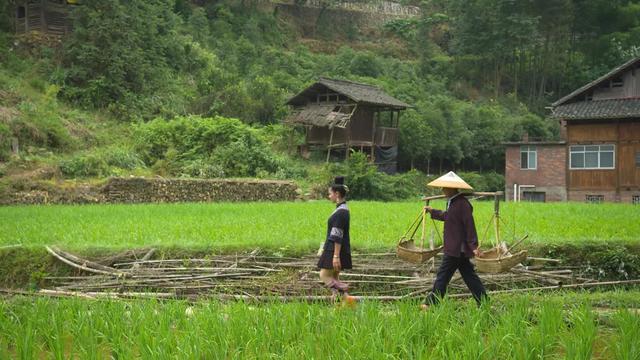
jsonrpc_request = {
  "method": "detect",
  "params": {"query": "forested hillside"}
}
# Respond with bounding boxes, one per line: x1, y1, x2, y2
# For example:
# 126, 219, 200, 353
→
0, 0, 638, 198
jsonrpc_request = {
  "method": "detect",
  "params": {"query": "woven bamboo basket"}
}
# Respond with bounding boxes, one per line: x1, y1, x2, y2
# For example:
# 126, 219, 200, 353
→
474, 248, 528, 273
397, 239, 443, 264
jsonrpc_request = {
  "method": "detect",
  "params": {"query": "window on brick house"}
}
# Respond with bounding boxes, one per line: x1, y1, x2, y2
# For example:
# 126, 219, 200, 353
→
520, 146, 537, 170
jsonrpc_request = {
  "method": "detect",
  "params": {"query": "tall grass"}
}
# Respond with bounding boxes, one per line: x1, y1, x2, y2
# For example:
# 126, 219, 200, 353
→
0, 292, 638, 359
1, 201, 638, 250
610, 309, 640, 360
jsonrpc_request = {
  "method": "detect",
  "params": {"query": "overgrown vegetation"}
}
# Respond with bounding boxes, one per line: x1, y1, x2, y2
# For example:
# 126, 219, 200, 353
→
1, 0, 638, 199
133, 115, 289, 178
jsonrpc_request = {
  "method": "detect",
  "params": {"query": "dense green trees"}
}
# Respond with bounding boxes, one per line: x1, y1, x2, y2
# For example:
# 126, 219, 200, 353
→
1, 0, 638, 183
0, 2, 11, 33
61, 0, 187, 119
436, 0, 640, 111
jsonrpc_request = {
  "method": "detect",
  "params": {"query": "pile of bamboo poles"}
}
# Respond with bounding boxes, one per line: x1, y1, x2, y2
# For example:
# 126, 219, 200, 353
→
6, 246, 635, 301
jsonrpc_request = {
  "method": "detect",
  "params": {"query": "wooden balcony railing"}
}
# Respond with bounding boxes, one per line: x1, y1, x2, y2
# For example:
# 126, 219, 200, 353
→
374, 127, 398, 147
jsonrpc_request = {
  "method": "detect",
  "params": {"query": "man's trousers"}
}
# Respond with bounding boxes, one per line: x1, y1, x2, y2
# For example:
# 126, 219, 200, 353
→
424, 253, 487, 305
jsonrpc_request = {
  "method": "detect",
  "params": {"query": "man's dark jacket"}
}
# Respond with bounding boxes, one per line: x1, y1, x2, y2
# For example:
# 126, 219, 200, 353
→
430, 194, 479, 258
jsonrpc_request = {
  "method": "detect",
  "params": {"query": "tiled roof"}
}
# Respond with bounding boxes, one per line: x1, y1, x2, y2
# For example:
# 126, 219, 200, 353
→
552, 56, 640, 107
287, 77, 411, 109
551, 98, 640, 120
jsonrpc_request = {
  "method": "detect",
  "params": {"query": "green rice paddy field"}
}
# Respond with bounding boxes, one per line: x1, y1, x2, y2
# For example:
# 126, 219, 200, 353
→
1, 291, 640, 359
2, 201, 639, 359
1, 201, 638, 251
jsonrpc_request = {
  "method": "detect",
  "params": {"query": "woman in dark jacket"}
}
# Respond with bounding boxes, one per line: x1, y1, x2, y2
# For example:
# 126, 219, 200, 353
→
317, 176, 354, 301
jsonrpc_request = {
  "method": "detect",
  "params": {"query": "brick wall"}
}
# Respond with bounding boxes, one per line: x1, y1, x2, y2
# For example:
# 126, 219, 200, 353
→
504, 144, 567, 201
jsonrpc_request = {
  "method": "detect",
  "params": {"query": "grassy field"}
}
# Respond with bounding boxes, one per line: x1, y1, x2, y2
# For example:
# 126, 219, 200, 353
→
2, 201, 639, 359
1, 201, 639, 251
1, 291, 639, 359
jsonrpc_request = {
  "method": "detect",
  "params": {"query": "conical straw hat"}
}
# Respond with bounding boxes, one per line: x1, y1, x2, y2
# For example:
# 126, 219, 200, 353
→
427, 171, 473, 190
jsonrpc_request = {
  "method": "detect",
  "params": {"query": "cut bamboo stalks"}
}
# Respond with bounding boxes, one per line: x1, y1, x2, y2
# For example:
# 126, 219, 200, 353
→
45, 246, 127, 277
132, 248, 156, 269
35, 246, 617, 301
50, 246, 125, 274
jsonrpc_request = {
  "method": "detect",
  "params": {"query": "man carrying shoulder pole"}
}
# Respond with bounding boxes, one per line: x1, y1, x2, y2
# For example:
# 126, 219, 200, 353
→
421, 171, 488, 309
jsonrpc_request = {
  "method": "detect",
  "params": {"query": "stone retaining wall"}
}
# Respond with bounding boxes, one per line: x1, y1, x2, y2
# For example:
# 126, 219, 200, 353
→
0, 177, 300, 205
281, 0, 420, 17
101, 177, 299, 203
251, 0, 419, 33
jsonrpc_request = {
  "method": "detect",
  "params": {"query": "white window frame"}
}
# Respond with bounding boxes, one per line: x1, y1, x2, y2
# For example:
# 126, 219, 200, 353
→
520, 145, 537, 170
569, 144, 615, 170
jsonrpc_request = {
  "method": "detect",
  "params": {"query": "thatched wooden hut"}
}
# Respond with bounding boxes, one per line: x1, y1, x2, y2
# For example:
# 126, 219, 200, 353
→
284, 78, 410, 171
14, 0, 77, 36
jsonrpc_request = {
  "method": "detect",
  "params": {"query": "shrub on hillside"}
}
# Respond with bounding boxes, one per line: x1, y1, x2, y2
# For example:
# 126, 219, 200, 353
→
181, 158, 225, 179
58, 146, 145, 178
134, 115, 287, 178
0, 123, 10, 161
59, 153, 109, 178
210, 133, 279, 177
314, 152, 426, 201
314, 165, 506, 201
11, 101, 75, 151
100, 146, 145, 170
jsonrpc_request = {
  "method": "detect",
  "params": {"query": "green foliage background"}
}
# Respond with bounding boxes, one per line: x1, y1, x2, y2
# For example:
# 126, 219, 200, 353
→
1, 0, 638, 199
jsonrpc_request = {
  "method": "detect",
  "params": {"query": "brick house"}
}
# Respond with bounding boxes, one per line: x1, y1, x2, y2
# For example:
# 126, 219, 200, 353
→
504, 136, 567, 202
505, 56, 640, 203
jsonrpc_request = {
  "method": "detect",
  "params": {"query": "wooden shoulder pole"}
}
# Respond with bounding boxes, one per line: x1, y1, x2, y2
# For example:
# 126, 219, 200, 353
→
494, 192, 501, 254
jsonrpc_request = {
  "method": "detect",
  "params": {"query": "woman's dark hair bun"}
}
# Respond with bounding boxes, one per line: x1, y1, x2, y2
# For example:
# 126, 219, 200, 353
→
331, 176, 348, 196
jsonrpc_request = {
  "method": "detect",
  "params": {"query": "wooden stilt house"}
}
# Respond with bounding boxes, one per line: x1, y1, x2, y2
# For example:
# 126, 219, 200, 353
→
284, 78, 410, 172
14, 0, 78, 36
